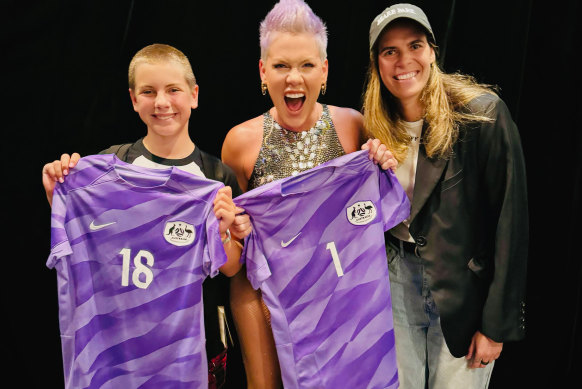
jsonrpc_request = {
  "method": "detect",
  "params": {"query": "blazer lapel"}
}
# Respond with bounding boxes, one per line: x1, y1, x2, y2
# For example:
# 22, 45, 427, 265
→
409, 144, 448, 223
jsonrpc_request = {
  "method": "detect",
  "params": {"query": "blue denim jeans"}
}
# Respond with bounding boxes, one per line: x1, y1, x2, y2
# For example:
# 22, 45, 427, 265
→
386, 241, 494, 389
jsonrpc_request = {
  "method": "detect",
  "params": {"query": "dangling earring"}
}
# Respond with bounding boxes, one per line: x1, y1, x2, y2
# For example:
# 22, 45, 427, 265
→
261, 82, 268, 96
320, 82, 327, 96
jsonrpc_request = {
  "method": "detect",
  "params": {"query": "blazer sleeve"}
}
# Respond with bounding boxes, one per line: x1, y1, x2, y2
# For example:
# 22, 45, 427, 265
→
476, 95, 528, 342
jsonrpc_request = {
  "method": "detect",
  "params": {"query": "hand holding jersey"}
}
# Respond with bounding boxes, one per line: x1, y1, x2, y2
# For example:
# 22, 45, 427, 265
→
42, 152, 81, 206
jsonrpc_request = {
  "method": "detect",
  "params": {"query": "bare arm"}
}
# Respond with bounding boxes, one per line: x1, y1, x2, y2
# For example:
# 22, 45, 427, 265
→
213, 186, 243, 277
221, 117, 263, 240
221, 117, 263, 193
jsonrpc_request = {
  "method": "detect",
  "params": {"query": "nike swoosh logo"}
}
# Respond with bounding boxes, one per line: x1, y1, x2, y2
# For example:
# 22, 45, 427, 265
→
281, 232, 301, 248
89, 221, 116, 231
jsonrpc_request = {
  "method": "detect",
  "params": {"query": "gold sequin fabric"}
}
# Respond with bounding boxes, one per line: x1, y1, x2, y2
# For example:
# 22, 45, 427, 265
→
248, 104, 345, 190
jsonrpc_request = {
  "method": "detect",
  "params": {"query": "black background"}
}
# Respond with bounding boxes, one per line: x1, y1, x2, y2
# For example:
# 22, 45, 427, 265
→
4, 0, 581, 387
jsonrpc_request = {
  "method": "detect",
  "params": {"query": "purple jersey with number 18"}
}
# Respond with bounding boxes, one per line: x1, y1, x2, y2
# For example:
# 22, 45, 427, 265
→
47, 154, 227, 389
234, 150, 410, 389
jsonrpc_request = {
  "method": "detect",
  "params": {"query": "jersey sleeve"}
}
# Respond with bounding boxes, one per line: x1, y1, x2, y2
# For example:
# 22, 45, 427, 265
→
204, 188, 228, 278
46, 182, 72, 269
379, 169, 411, 232
241, 231, 271, 290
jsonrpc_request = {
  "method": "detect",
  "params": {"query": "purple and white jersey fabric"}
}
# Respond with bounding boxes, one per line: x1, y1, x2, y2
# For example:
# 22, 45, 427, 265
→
47, 154, 227, 389
234, 150, 410, 389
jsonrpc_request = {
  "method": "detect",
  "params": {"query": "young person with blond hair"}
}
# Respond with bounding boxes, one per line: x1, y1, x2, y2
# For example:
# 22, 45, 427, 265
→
42, 43, 247, 388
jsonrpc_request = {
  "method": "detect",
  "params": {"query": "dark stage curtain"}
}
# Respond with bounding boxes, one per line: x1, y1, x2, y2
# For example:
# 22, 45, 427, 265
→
5, 1, 580, 387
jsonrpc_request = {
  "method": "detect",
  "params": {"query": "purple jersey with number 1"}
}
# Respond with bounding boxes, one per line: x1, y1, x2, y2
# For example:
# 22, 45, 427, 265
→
47, 154, 227, 389
234, 150, 410, 389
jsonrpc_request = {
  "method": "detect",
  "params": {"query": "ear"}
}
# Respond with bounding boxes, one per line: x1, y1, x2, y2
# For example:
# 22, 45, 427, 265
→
322, 58, 329, 83
129, 88, 139, 112
429, 46, 436, 65
190, 84, 199, 110
259, 59, 267, 84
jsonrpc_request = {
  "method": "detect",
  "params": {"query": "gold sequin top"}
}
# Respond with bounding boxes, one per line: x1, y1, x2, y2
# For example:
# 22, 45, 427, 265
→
248, 104, 345, 190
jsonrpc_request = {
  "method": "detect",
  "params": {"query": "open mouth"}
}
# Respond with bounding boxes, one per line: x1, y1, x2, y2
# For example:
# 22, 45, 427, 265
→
284, 93, 305, 112
394, 71, 419, 81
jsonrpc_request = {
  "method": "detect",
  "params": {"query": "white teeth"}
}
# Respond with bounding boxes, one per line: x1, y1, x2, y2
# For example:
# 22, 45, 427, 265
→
396, 72, 417, 80
285, 93, 305, 98
155, 114, 175, 120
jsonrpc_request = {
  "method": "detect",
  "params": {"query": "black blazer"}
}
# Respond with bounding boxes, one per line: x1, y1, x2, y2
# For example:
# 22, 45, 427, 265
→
407, 93, 528, 357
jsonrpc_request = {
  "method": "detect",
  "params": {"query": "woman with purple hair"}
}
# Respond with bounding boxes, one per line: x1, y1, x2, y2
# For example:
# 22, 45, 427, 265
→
222, 1, 397, 387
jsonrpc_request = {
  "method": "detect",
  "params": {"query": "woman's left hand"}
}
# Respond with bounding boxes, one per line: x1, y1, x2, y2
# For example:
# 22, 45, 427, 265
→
465, 331, 503, 369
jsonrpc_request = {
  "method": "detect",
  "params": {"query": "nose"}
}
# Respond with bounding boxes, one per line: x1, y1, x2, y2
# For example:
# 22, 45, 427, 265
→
396, 50, 412, 67
286, 67, 302, 85
154, 92, 170, 110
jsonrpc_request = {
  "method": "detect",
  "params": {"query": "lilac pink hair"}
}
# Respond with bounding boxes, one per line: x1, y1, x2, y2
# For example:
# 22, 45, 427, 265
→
259, 0, 328, 60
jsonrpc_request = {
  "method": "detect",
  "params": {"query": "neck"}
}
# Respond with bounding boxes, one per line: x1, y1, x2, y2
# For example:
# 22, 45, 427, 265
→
143, 131, 195, 159
398, 98, 424, 122
272, 103, 322, 132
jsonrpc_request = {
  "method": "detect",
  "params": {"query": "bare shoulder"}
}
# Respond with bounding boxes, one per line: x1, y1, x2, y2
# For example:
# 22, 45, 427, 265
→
327, 105, 364, 128
224, 116, 263, 149
327, 105, 364, 152
222, 115, 264, 190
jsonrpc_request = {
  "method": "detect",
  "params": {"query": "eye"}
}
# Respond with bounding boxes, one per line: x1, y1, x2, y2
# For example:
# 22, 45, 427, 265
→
302, 62, 315, 68
141, 90, 153, 95
169, 88, 181, 93
382, 48, 396, 56
273, 63, 287, 69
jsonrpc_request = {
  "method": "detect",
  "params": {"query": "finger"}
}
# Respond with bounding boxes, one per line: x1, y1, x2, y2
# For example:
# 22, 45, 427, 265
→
42, 163, 57, 181
69, 153, 81, 168
467, 355, 484, 369
369, 139, 383, 163
235, 213, 250, 223
50, 160, 65, 183
380, 158, 397, 171
214, 193, 234, 209
214, 200, 234, 215
466, 339, 475, 360
374, 145, 387, 166
215, 209, 234, 230
60, 154, 72, 176
218, 185, 233, 198
369, 138, 381, 154
360, 138, 373, 150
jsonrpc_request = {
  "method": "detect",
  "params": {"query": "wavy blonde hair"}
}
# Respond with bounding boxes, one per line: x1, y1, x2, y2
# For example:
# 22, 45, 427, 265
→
363, 42, 496, 162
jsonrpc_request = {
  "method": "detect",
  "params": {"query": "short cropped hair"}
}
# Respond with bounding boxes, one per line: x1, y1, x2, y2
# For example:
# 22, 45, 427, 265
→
259, 0, 328, 61
128, 44, 196, 90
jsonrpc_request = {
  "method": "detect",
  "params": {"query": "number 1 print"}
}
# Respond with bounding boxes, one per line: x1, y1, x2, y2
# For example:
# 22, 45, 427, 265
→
326, 241, 344, 277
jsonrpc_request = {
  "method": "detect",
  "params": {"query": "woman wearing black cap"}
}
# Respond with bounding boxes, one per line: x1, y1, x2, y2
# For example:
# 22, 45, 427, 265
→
363, 3, 528, 388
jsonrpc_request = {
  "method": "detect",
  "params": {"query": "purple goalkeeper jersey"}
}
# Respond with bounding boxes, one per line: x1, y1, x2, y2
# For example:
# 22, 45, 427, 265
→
47, 154, 227, 389
234, 150, 410, 389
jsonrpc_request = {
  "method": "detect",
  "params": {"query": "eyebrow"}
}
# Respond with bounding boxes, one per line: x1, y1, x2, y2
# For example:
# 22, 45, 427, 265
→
408, 39, 425, 46
380, 38, 425, 52
137, 83, 182, 90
